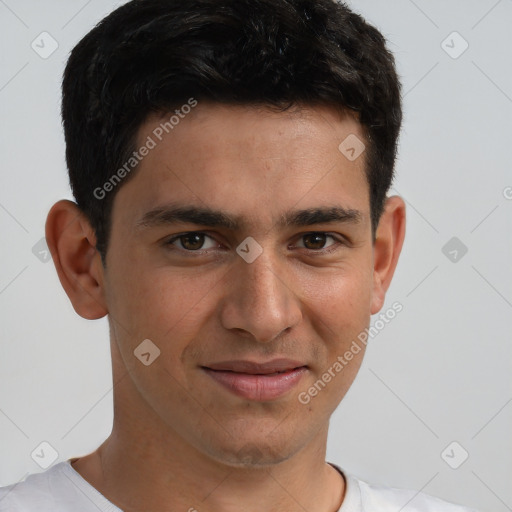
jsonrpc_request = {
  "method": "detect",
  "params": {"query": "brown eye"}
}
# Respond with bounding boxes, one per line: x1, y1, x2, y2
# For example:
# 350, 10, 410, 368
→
294, 232, 343, 253
166, 232, 218, 251
302, 233, 329, 250
179, 233, 205, 250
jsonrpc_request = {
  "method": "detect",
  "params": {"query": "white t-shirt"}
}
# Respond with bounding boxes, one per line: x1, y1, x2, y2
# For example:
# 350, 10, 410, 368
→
0, 460, 478, 512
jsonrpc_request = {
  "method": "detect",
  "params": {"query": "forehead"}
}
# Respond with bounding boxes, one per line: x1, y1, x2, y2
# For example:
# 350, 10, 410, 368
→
140, 102, 365, 161
114, 102, 370, 231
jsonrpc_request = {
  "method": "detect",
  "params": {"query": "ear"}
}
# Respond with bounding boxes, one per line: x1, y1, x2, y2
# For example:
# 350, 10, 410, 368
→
45, 200, 108, 320
370, 195, 406, 315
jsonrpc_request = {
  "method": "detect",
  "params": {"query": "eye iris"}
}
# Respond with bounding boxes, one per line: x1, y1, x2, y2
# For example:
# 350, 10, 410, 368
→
181, 233, 205, 250
304, 233, 327, 250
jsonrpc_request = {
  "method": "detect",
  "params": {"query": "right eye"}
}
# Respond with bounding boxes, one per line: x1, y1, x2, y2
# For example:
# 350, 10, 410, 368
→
164, 232, 221, 253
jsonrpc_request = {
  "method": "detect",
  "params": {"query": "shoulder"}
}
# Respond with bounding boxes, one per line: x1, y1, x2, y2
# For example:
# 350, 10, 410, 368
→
331, 464, 479, 512
0, 463, 62, 511
355, 477, 478, 511
0, 461, 121, 512
0, 461, 85, 512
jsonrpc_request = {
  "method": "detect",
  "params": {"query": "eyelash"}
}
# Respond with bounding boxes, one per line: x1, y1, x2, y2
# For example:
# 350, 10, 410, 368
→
163, 231, 346, 256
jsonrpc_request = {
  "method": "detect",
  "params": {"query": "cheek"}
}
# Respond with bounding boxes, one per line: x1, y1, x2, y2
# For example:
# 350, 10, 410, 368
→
106, 260, 222, 343
296, 262, 372, 398
300, 261, 373, 333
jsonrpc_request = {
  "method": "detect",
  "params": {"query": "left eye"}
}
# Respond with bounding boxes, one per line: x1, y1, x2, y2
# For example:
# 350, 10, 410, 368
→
295, 233, 338, 251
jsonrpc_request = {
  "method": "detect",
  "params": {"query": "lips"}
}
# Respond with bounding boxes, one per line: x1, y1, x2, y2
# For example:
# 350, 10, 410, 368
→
205, 358, 306, 374
202, 359, 308, 401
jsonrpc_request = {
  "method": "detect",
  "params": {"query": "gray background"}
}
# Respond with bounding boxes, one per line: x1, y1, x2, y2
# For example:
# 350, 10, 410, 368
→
0, 1, 511, 511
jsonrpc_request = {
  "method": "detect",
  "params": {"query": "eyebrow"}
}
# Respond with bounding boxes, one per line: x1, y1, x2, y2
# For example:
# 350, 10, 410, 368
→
136, 203, 363, 231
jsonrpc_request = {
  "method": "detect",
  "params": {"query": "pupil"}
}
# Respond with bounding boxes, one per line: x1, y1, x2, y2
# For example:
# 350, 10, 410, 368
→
305, 233, 326, 249
183, 233, 204, 250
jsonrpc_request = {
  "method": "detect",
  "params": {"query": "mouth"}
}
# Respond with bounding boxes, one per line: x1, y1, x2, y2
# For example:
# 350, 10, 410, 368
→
201, 359, 308, 401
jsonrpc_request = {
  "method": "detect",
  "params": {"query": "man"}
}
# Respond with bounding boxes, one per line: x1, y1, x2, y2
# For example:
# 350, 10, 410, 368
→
0, 0, 478, 510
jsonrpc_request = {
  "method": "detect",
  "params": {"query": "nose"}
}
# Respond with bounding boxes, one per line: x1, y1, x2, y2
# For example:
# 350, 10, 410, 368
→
219, 250, 302, 344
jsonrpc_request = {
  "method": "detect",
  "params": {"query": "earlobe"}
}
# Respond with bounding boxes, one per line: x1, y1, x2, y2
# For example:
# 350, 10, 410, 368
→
370, 195, 406, 315
45, 200, 108, 320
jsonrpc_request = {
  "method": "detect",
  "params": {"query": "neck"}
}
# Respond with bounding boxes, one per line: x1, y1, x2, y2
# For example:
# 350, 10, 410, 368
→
86, 424, 344, 512
73, 413, 344, 512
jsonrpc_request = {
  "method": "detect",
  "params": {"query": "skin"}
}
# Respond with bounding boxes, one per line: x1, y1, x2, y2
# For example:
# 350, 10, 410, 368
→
45, 103, 406, 512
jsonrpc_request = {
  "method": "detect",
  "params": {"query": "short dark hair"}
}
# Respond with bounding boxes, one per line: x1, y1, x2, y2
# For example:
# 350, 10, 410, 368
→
62, 0, 402, 260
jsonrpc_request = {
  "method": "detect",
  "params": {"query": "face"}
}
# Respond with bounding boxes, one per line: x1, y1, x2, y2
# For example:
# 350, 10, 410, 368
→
102, 103, 380, 466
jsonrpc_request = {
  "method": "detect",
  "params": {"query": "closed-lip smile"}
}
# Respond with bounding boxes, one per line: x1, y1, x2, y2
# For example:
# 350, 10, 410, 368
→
202, 359, 308, 401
